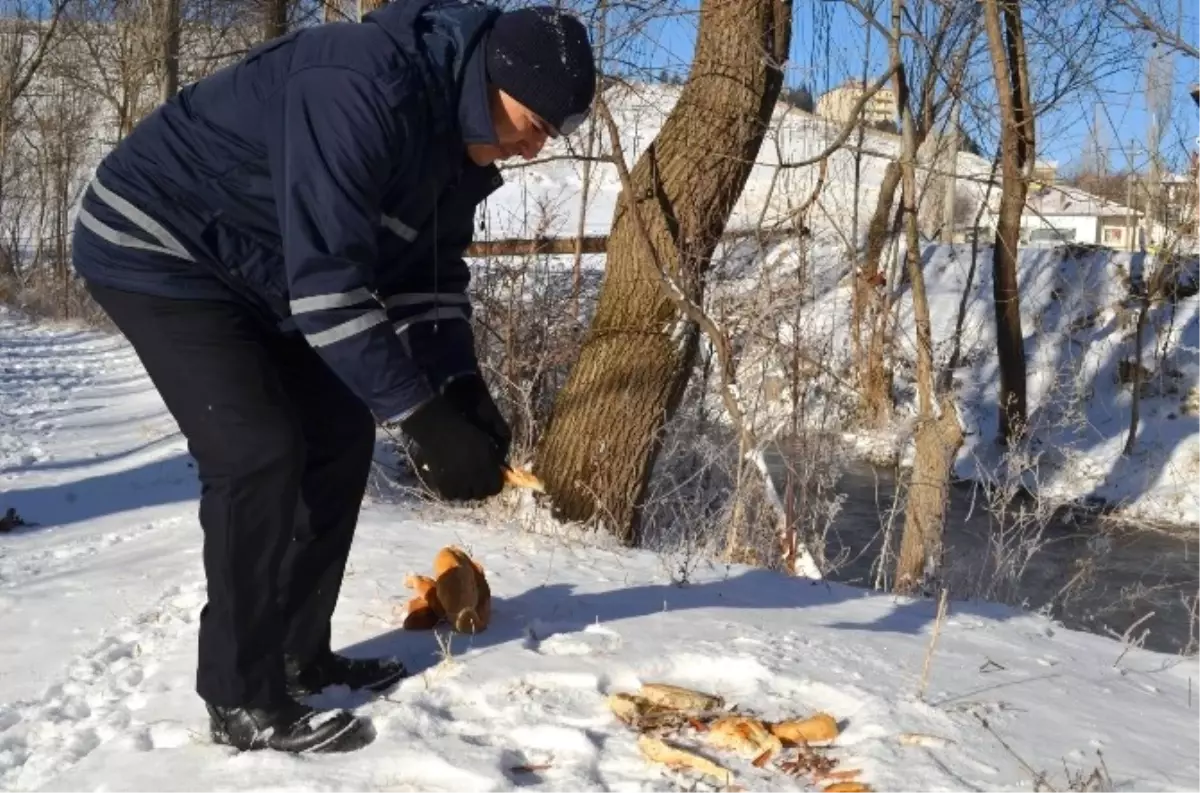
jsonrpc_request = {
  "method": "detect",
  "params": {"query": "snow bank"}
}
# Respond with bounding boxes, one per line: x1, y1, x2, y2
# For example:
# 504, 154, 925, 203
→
807, 243, 1199, 527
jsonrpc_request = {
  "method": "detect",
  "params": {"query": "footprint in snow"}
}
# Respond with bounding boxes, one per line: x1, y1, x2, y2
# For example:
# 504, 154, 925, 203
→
0, 579, 205, 790
525, 623, 623, 656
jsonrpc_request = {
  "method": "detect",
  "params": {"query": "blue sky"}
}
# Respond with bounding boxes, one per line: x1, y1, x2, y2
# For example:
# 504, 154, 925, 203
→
598, 0, 1200, 175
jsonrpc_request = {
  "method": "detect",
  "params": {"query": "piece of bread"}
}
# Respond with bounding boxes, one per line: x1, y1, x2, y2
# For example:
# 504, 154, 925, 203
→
705, 716, 783, 758
471, 558, 491, 628
397, 547, 492, 633
433, 546, 484, 634
769, 712, 839, 745
400, 595, 441, 630
503, 466, 545, 492
405, 573, 438, 601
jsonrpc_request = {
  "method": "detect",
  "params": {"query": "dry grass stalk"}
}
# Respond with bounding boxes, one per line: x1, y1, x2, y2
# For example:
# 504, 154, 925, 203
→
918, 587, 951, 700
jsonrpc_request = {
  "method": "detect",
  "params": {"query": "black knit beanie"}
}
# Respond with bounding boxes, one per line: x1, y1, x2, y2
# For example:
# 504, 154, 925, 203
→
484, 5, 596, 136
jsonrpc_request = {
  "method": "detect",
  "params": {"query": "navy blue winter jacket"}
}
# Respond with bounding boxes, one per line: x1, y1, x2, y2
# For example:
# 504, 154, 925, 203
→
71, 0, 507, 425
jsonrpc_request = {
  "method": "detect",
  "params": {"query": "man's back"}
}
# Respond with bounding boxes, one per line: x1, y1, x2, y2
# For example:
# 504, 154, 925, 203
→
74, 1, 500, 312
97, 7, 469, 249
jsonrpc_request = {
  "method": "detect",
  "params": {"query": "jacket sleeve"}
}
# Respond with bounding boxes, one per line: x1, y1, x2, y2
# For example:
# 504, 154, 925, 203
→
380, 200, 481, 393
271, 67, 434, 424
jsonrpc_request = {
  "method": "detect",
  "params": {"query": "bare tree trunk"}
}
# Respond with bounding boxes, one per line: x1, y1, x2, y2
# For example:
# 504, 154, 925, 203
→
984, 0, 1033, 444
1124, 295, 1148, 455
853, 161, 901, 426
942, 156, 1000, 391
0, 104, 10, 279
162, 0, 182, 102
848, 1, 976, 431
534, 0, 792, 543
890, 0, 963, 597
848, 0, 877, 261
264, 0, 289, 41
360, 0, 388, 18
1124, 251, 1179, 455
940, 99, 961, 242
895, 396, 963, 594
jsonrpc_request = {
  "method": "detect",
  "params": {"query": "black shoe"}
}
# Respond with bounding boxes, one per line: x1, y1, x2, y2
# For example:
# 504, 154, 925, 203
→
284, 651, 408, 699
206, 699, 372, 754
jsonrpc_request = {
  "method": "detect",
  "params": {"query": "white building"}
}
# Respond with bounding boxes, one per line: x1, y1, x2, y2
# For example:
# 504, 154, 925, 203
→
1019, 184, 1144, 250
815, 80, 897, 127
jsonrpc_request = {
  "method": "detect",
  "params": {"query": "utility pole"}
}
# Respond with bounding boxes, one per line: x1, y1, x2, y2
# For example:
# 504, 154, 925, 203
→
1126, 169, 1136, 252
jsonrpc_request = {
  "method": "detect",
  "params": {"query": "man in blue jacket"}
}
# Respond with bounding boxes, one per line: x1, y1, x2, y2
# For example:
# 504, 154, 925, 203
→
70, 1, 595, 754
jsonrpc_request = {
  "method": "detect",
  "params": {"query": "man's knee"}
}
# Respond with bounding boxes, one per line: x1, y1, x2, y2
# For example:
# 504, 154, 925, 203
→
194, 410, 305, 480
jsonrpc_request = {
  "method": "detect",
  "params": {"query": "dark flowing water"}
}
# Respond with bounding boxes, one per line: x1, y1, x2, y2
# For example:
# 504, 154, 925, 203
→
771, 455, 1198, 656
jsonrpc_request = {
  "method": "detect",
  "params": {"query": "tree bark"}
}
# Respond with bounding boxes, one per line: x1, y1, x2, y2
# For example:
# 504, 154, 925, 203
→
984, 0, 1033, 444
0, 106, 10, 279
848, 3, 977, 430
889, 0, 963, 596
534, 0, 792, 544
360, 0, 388, 18
853, 160, 901, 427
162, 0, 182, 102
264, 0, 289, 41
895, 394, 963, 595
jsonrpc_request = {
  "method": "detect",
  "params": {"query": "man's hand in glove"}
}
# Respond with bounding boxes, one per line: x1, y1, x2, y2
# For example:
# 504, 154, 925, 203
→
442, 374, 512, 460
400, 394, 506, 501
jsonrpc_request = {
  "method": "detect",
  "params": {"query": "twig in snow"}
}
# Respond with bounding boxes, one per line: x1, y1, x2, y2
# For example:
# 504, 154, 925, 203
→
1182, 593, 1198, 658
973, 712, 1057, 792
357, 609, 393, 628
1106, 610, 1155, 669
542, 544, 557, 586
433, 629, 458, 669
918, 587, 950, 700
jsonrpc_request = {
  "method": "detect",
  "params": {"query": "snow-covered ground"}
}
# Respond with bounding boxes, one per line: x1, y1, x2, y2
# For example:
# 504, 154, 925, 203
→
730, 240, 1200, 528
2, 308, 1198, 791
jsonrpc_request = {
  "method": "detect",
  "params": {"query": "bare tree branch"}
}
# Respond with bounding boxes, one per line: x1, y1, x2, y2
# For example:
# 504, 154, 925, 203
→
3, 0, 71, 116
778, 64, 900, 169
1110, 0, 1198, 58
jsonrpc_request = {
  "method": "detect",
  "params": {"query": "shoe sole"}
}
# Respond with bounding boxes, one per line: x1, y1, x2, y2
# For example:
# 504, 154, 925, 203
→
365, 668, 407, 692
290, 668, 408, 699
210, 717, 373, 754
302, 717, 372, 754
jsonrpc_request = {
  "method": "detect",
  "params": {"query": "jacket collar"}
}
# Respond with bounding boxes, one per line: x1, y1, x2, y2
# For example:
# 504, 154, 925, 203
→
456, 30, 498, 146
367, 1, 500, 147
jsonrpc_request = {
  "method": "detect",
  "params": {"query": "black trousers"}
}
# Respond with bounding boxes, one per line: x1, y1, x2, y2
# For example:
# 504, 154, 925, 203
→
86, 282, 377, 708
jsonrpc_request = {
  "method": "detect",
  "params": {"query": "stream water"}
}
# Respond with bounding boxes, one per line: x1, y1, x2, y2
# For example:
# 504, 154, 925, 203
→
773, 455, 1198, 656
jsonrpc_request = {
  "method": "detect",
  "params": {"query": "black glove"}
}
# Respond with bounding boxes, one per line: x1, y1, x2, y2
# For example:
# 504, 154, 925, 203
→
400, 394, 506, 501
442, 374, 512, 461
